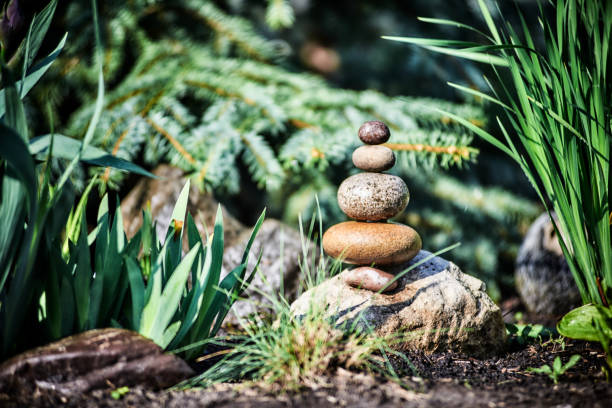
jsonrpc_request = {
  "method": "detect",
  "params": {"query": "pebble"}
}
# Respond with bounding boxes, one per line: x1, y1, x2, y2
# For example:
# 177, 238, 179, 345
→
322, 221, 421, 265
352, 145, 396, 172
338, 173, 409, 221
358, 121, 391, 145
343, 266, 398, 292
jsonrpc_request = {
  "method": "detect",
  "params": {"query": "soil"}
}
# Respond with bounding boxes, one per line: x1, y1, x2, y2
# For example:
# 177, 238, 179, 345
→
2, 337, 610, 408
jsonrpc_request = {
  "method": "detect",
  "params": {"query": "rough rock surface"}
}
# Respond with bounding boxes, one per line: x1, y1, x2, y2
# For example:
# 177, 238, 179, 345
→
0, 329, 194, 397
352, 145, 396, 172
322, 221, 421, 265
515, 212, 580, 315
121, 165, 246, 248
291, 251, 506, 356
338, 173, 409, 221
221, 219, 314, 327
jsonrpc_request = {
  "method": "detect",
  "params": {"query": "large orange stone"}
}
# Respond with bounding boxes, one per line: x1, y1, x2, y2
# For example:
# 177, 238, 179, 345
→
322, 221, 421, 265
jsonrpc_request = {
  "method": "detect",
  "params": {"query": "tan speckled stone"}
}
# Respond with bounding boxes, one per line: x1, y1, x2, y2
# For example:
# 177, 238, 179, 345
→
343, 266, 398, 292
322, 221, 421, 265
338, 173, 409, 221
352, 145, 396, 172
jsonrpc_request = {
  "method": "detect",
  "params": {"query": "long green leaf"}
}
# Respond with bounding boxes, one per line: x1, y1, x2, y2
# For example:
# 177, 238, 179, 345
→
0, 124, 37, 207
125, 257, 145, 330
30, 134, 156, 178
23, 0, 58, 70
148, 243, 200, 345
0, 33, 67, 117
382, 36, 509, 66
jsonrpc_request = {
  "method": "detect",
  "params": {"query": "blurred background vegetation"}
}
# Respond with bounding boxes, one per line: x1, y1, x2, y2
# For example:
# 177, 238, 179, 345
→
5, 0, 546, 300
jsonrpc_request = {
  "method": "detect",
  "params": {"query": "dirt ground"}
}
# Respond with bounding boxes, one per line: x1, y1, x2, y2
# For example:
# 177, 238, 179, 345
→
3, 337, 611, 408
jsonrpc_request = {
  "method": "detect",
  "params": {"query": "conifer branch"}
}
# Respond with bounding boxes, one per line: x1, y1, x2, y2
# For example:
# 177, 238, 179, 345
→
146, 118, 197, 166
385, 143, 477, 162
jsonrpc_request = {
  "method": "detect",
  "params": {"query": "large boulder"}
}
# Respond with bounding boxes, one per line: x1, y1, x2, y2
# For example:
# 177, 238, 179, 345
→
0, 329, 194, 397
515, 212, 580, 315
291, 250, 506, 357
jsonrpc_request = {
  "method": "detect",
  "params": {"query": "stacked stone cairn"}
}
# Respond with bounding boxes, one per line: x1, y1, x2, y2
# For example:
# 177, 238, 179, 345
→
322, 121, 422, 293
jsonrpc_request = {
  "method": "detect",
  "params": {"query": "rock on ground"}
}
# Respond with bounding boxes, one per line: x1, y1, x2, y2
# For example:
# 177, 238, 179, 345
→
291, 250, 506, 357
0, 329, 194, 398
515, 212, 580, 315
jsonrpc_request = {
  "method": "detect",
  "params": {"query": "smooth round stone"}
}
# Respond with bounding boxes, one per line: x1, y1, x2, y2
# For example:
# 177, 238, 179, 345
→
338, 173, 409, 221
352, 145, 396, 172
322, 221, 422, 265
358, 121, 390, 145
343, 266, 398, 293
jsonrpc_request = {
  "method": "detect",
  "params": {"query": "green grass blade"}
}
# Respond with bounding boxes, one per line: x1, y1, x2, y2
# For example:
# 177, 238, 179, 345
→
447, 82, 513, 111
73, 211, 92, 331
416, 17, 492, 39
382, 36, 509, 66
477, 0, 501, 44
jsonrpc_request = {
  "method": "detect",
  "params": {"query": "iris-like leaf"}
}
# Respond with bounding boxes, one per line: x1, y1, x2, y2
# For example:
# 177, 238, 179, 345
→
0, 33, 67, 117
30, 135, 156, 178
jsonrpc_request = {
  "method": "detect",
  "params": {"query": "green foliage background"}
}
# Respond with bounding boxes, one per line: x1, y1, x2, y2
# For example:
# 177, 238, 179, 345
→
22, 0, 541, 298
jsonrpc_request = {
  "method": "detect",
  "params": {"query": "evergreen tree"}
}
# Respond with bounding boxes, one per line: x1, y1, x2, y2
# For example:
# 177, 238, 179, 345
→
28, 0, 539, 297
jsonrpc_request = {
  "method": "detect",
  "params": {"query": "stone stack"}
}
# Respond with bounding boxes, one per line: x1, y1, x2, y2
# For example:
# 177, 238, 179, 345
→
322, 121, 422, 293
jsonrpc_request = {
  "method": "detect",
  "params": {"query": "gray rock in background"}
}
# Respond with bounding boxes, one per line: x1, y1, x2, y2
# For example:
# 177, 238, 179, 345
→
291, 250, 506, 357
221, 219, 314, 327
121, 165, 246, 249
515, 212, 581, 315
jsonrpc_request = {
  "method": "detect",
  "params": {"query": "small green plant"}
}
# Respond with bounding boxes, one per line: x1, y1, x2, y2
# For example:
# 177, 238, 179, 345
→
110, 386, 130, 400
557, 305, 612, 371
506, 323, 556, 346
385, 0, 611, 369
527, 355, 581, 384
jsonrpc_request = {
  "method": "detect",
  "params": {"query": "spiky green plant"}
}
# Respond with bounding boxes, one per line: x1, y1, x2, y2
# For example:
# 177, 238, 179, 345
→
0, 0, 263, 360
384, 0, 610, 368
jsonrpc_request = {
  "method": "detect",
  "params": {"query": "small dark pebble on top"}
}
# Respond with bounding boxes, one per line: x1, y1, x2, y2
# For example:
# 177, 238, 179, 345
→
358, 121, 391, 145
